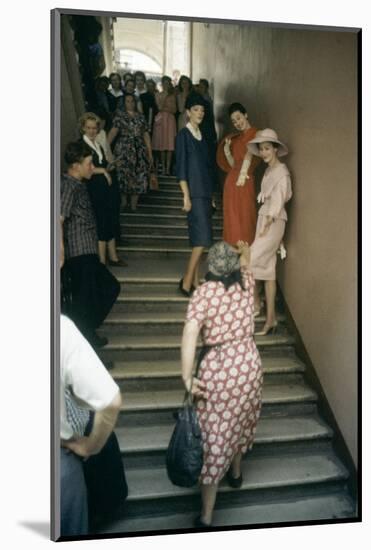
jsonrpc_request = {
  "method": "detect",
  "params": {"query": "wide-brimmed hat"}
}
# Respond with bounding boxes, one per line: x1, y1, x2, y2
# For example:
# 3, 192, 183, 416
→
185, 92, 207, 110
207, 241, 240, 277
248, 128, 288, 157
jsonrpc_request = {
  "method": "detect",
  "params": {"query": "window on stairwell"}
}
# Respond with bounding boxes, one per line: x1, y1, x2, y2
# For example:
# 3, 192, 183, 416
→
112, 17, 191, 84
115, 49, 163, 79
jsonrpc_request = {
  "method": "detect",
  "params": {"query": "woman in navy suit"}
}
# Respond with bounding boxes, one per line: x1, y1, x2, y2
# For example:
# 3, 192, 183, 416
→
176, 93, 215, 296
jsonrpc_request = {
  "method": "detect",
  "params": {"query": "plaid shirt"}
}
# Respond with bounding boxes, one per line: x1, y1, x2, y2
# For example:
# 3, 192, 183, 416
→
61, 174, 98, 259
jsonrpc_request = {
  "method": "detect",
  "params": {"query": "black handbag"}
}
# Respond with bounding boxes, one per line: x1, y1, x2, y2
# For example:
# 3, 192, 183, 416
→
165, 346, 213, 488
166, 392, 203, 488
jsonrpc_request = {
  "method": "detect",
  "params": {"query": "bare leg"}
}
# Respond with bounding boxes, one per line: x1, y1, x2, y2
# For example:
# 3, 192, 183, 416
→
200, 484, 218, 525
107, 239, 119, 262
121, 194, 128, 209
154, 151, 159, 173
192, 261, 200, 289
166, 151, 173, 175
98, 241, 107, 264
161, 151, 166, 174
130, 194, 139, 211
264, 280, 277, 327
182, 247, 203, 291
254, 283, 261, 313
230, 452, 243, 478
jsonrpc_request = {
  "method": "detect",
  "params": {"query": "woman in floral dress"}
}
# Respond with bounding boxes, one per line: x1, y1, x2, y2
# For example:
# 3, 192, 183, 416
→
107, 93, 153, 211
181, 240, 263, 527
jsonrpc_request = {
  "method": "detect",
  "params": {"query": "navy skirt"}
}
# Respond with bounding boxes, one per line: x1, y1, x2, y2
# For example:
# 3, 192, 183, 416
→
187, 197, 213, 248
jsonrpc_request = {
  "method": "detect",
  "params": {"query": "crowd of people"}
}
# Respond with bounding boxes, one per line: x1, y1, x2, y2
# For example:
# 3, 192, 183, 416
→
59, 67, 293, 536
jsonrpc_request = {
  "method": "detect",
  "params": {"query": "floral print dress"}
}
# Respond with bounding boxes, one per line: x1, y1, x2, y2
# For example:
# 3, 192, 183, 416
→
112, 111, 150, 195
185, 265, 263, 485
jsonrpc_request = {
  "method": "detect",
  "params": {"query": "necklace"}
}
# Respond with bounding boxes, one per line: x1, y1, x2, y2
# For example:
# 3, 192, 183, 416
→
186, 121, 202, 141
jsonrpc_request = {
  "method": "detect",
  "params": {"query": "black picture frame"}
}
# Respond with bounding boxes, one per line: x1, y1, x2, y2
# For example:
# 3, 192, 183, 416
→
51, 7, 361, 543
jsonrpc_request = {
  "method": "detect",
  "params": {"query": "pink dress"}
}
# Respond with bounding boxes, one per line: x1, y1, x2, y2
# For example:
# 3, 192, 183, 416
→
185, 266, 263, 485
151, 92, 177, 151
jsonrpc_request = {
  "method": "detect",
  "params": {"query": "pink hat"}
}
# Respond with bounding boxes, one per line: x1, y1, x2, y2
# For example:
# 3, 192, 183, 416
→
248, 128, 289, 157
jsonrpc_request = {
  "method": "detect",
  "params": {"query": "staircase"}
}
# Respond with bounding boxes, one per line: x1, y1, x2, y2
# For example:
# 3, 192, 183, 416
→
96, 176, 356, 534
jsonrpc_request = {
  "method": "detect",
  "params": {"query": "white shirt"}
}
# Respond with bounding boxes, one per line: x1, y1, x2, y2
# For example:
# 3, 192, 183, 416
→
60, 315, 119, 440
82, 134, 104, 164
96, 129, 113, 163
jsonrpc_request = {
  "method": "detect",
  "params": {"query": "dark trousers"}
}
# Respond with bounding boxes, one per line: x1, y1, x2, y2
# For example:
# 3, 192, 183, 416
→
111, 177, 121, 243
84, 414, 128, 529
64, 254, 120, 341
60, 448, 88, 537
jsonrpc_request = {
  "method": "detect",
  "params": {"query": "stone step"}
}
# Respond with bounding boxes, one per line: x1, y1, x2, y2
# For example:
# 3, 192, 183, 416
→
115, 381, 318, 428
108, 256, 207, 280
139, 194, 222, 207
100, 491, 355, 533
102, 311, 286, 337
119, 381, 317, 414
126, 203, 222, 217
116, 245, 208, 260
117, 415, 333, 456
110, 290, 284, 315
120, 211, 223, 225
121, 223, 223, 237
110, 351, 304, 380
120, 235, 193, 248
119, 450, 350, 518
107, 352, 304, 391
97, 332, 295, 362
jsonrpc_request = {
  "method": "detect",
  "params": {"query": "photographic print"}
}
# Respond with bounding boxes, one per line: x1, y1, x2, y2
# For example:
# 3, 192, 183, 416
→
51, 8, 360, 541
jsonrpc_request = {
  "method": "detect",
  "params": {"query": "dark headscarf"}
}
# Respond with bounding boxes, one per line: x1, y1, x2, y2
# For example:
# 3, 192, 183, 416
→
206, 241, 245, 290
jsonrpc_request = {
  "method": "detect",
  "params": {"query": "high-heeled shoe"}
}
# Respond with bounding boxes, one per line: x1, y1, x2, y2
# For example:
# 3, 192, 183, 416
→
193, 516, 212, 529
108, 258, 128, 267
178, 278, 192, 297
253, 307, 261, 318
226, 467, 243, 489
254, 321, 278, 336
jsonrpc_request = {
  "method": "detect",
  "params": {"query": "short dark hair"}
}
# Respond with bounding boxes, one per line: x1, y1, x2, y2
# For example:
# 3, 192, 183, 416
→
64, 141, 92, 167
199, 78, 209, 89
109, 73, 121, 82
228, 102, 247, 117
259, 141, 279, 150
178, 75, 193, 92
134, 71, 146, 82
124, 93, 138, 112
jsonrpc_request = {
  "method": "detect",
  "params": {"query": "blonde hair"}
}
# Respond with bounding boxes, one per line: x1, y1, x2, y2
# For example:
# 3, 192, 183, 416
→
78, 112, 101, 135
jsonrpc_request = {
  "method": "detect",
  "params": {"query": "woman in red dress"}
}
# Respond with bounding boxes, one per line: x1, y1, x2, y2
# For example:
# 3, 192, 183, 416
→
217, 103, 260, 246
181, 240, 263, 527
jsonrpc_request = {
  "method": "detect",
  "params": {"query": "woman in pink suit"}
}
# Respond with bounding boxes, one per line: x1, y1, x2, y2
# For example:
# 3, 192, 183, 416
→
248, 129, 292, 336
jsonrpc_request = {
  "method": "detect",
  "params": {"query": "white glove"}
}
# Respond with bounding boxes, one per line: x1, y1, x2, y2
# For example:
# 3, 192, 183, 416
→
236, 157, 251, 186
277, 242, 287, 259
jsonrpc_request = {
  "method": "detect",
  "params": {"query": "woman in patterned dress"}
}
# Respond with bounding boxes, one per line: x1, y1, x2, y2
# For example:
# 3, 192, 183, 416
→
181, 240, 263, 527
107, 93, 153, 211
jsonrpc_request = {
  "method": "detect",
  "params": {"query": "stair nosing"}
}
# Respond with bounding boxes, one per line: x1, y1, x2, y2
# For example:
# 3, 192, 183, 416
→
123, 452, 349, 502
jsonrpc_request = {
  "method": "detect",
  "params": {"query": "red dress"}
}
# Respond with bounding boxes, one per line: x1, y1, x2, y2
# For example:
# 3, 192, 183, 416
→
185, 266, 263, 485
217, 128, 260, 246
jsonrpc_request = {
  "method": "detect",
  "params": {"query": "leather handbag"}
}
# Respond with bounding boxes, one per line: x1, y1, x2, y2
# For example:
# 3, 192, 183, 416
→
165, 390, 203, 488
165, 346, 213, 488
